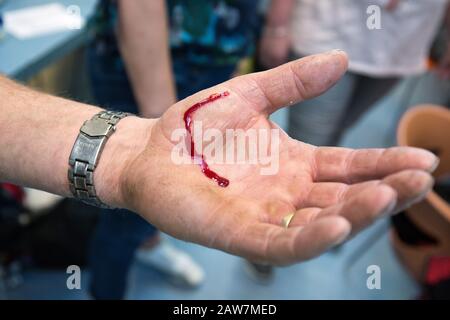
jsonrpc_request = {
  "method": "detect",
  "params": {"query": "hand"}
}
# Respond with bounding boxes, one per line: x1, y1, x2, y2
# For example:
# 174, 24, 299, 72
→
110, 51, 438, 265
258, 30, 291, 69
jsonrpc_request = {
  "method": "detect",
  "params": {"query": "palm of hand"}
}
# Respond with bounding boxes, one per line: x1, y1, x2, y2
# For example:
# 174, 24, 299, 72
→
124, 52, 437, 265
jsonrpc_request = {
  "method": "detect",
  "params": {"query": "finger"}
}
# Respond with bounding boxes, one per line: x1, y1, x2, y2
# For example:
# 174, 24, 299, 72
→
233, 216, 351, 265
232, 50, 348, 115
381, 169, 434, 212
312, 146, 438, 183
300, 185, 398, 235
303, 170, 434, 212
224, 50, 349, 115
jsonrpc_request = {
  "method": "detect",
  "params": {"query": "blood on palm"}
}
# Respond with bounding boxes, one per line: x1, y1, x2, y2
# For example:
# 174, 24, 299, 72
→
183, 92, 230, 187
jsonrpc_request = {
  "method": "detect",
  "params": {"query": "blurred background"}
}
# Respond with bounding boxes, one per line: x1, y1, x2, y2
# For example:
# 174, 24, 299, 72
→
0, 0, 449, 300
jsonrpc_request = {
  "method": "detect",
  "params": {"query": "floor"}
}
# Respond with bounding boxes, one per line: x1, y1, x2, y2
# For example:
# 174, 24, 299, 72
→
2, 73, 449, 300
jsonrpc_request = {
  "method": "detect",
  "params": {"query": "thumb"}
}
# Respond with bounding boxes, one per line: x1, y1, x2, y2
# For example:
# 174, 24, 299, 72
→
227, 50, 348, 115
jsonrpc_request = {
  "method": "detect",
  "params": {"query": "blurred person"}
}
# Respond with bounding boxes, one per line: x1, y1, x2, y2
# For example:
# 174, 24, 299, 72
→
167, 0, 262, 99
259, 0, 450, 146
88, 0, 262, 299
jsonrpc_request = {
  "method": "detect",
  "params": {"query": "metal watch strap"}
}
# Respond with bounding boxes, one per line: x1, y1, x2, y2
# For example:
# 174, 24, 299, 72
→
68, 111, 129, 208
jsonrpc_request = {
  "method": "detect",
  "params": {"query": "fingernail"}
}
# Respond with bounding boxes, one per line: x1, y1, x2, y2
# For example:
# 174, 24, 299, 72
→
383, 200, 397, 216
430, 157, 440, 172
420, 149, 439, 172
330, 49, 346, 54
413, 177, 434, 204
331, 219, 352, 246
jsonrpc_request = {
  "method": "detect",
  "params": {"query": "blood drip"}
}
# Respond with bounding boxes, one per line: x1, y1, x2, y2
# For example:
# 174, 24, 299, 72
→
183, 92, 230, 187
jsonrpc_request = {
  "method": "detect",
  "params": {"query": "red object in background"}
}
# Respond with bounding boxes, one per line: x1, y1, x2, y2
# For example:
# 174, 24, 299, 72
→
426, 256, 450, 286
427, 58, 438, 71
0, 183, 25, 203
183, 92, 230, 187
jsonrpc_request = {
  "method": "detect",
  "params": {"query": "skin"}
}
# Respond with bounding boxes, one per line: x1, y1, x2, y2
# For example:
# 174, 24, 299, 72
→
117, 0, 176, 118
0, 51, 438, 265
258, 0, 293, 69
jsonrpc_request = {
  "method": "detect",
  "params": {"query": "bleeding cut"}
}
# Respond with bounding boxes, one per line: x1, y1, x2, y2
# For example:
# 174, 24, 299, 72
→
183, 92, 230, 188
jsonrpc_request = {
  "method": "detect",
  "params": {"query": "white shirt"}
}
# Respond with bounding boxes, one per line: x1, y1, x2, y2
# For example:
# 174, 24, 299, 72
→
290, 0, 449, 77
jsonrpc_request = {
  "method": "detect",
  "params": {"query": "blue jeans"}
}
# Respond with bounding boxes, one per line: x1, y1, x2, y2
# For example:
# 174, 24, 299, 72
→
87, 45, 235, 299
172, 55, 236, 99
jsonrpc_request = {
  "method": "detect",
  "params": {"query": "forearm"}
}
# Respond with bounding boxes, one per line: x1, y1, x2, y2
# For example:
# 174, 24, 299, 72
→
0, 76, 152, 208
117, 0, 176, 118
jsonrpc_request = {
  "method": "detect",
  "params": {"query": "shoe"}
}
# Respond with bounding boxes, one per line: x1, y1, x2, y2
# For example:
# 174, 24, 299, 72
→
135, 240, 204, 288
244, 261, 274, 283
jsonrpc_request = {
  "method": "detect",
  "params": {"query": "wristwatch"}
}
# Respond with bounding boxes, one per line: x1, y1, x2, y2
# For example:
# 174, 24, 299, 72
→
68, 110, 129, 208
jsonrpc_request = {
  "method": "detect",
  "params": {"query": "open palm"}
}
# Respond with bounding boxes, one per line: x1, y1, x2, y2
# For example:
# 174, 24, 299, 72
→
122, 51, 437, 265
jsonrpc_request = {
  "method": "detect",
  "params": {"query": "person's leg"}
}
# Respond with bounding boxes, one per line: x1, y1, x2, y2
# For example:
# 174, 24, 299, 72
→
89, 210, 156, 299
341, 76, 399, 133
288, 71, 359, 146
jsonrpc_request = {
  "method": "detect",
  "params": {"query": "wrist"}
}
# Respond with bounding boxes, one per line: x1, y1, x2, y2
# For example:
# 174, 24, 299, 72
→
94, 116, 155, 208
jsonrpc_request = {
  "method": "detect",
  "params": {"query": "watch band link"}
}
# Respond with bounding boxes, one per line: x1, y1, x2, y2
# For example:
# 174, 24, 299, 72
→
69, 111, 129, 208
